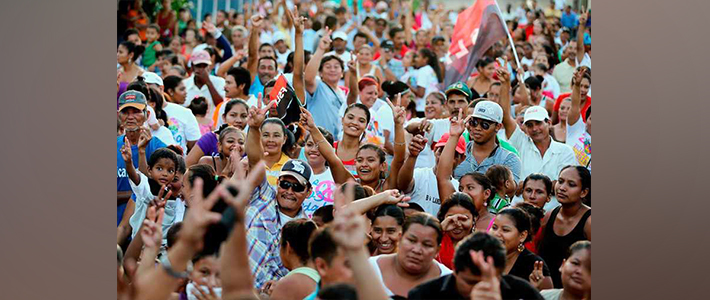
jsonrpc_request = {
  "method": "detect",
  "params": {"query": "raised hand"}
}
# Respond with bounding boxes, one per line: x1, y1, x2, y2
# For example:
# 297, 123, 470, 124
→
121, 137, 133, 163
140, 205, 165, 250
386, 93, 406, 125
331, 181, 370, 250
377, 189, 411, 208
441, 214, 469, 232
449, 108, 466, 137
347, 53, 358, 75
298, 107, 317, 132
528, 260, 545, 289
179, 178, 226, 251
138, 127, 151, 150
408, 134, 428, 157
222, 160, 265, 216
496, 67, 510, 85
572, 68, 584, 87
247, 92, 268, 128
191, 282, 221, 300
418, 119, 433, 134
318, 27, 333, 51
202, 20, 218, 36
470, 250, 502, 300
250, 15, 264, 31
150, 184, 173, 208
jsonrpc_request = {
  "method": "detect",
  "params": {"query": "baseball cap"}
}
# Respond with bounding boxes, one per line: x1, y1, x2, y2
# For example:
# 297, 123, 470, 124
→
190, 49, 212, 66
279, 159, 312, 187
381, 40, 394, 50
142, 71, 163, 86
472, 101, 503, 123
445, 81, 473, 101
332, 31, 348, 41
376, 1, 388, 11
433, 133, 466, 155
523, 106, 550, 123
364, 0, 374, 8
272, 31, 286, 44
381, 80, 409, 99
118, 90, 148, 111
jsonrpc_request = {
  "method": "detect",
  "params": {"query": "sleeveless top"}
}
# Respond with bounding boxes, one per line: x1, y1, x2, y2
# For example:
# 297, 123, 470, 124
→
537, 206, 591, 288
287, 266, 320, 284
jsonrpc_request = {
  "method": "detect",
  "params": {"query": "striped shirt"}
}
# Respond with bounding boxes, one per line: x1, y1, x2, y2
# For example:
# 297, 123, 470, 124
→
245, 178, 307, 289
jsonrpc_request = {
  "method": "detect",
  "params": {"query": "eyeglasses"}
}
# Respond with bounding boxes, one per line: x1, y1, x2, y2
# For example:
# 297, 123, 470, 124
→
469, 118, 494, 130
279, 180, 306, 193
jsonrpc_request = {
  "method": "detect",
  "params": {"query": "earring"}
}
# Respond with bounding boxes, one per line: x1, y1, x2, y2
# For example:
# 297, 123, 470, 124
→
518, 243, 525, 252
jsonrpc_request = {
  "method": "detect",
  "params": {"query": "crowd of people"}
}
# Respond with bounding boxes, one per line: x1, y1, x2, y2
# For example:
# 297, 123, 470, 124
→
117, 0, 591, 299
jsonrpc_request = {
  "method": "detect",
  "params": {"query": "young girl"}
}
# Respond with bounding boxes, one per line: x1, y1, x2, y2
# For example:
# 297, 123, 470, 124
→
185, 99, 250, 167
120, 144, 181, 249
485, 164, 516, 214
198, 126, 246, 178
300, 127, 336, 218
188, 96, 214, 136
435, 192, 477, 269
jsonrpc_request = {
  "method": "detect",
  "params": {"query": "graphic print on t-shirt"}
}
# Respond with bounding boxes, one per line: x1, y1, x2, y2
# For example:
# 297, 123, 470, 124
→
302, 176, 336, 218
572, 133, 591, 167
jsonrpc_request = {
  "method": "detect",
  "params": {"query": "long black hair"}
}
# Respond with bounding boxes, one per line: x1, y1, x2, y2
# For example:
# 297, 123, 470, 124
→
418, 48, 442, 83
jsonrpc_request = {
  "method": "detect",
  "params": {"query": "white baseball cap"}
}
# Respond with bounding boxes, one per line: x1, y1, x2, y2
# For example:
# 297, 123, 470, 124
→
272, 31, 286, 44
523, 106, 550, 123
472, 101, 503, 123
142, 71, 163, 86
332, 31, 348, 41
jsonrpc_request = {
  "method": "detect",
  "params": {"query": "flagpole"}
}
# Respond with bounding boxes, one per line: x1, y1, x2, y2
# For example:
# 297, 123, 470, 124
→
492, 0, 521, 71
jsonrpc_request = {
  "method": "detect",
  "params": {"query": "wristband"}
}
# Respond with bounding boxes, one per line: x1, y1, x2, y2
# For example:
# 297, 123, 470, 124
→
159, 255, 190, 279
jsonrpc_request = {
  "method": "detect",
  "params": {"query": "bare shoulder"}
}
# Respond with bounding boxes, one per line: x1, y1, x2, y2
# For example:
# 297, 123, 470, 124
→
270, 274, 317, 300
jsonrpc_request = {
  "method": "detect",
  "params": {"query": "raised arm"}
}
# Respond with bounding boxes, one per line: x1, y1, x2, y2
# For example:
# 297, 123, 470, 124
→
496, 67, 517, 139
246, 93, 267, 169
402, 1, 414, 46
437, 110, 465, 202
216, 51, 246, 78
385, 95, 407, 190
397, 134, 427, 193
137, 128, 151, 175
577, 10, 588, 63
299, 107, 356, 184
346, 56, 359, 106
288, 6, 307, 104
305, 27, 333, 94
247, 15, 264, 83
121, 137, 141, 186
567, 68, 584, 126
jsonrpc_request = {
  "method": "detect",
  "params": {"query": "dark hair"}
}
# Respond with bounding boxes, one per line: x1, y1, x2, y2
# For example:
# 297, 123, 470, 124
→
227, 67, 252, 95
460, 172, 497, 202
261, 118, 289, 153
126, 76, 150, 104
163, 75, 183, 94
485, 165, 512, 194
259, 43, 276, 54
334, 7, 347, 15
157, 50, 173, 60
404, 202, 424, 213
370, 204, 405, 226
218, 126, 244, 144
147, 23, 160, 33
497, 207, 533, 243
584, 106, 591, 122
223, 99, 250, 117
166, 222, 182, 248
402, 212, 443, 245
175, 154, 186, 174
318, 283, 357, 300
427, 91, 446, 105
534, 63, 549, 73
354, 32, 369, 42
123, 28, 140, 41
191, 252, 219, 265
312, 20, 323, 32
358, 144, 386, 164
437, 192, 478, 222
258, 56, 278, 69
389, 27, 404, 39
560, 165, 592, 204
522, 173, 554, 196
453, 232, 506, 274
513, 202, 544, 234
148, 148, 180, 170
432, 35, 446, 44
568, 240, 591, 258
203, 46, 222, 63
309, 227, 339, 264
187, 164, 220, 198
524, 75, 544, 91
305, 126, 335, 148
324, 15, 338, 30
476, 56, 495, 69
344, 103, 371, 125
313, 205, 334, 224
281, 219, 319, 264
188, 96, 208, 116
418, 48, 442, 83
119, 41, 145, 61
319, 55, 344, 72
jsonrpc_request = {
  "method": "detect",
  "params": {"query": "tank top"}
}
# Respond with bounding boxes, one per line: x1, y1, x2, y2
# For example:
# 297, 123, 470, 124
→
288, 267, 321, 284
538, 206, 591, 288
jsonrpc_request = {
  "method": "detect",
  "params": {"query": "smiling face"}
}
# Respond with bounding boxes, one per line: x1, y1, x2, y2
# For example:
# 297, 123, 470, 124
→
425, 94, 445, 119
257, 59, 277, 84
560, 249, 592, 295
320, 58, 344, 85
359, 84, 379, 108
444, 205, 474, 241
397, 224, 440, 274
370, 216, 402, 254
356, 47, 373, 64
478, 62, 496, 79
355, 148, 385, 184
523, 179, 550, 208
218, 131, 245, 157
276, 175, 311, 216
523, 119, 551, 144
341, 107, 368, 138
489, 214, 528, 254
149, 158, 177, 187
558, 98, 572, 122
260, 123, 287, 156
304, 135, 326, 169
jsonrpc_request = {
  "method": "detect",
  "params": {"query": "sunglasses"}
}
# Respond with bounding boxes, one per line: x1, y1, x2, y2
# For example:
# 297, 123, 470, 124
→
469, 118, 494, 130
279, 180, 306, 193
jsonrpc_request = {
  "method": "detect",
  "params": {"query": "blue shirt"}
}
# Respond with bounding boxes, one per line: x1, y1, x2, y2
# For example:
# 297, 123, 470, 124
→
306, 79, 345, 138
453, 142, 522, 182
249, 75, 265, 97
117, 135, 166, 223
561, 12, 578, 29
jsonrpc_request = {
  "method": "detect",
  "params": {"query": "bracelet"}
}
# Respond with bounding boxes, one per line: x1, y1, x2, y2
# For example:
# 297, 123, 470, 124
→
394, 142, 406, 146
315, 140, 327, 148
159, 255, 190, 279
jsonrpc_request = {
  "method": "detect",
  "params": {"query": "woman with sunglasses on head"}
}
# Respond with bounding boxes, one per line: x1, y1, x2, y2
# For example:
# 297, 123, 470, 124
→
537, 166, 591, 288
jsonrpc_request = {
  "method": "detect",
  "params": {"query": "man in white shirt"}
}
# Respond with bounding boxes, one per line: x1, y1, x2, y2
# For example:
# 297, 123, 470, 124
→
325, 31, 353, 70
272, 31, 292, 69
182, 50, 226, 115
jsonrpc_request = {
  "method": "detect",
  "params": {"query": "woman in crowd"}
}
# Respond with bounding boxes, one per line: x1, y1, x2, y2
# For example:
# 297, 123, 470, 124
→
538, 166, 592, 288
435, 192, 477, 269
187, 96, 214, 136
551, 97, 572, 143
514, 201, 546, 253
540, 241, 592, 300
117, 41, 145, 97
246, 114, 292, 186
346, 45, 384, 88
369, 204, 405, 256
270, 219, 320, 300
186, 99, 250, 167
466, 57, 497, 97
485, 165, 516, 214
520, 173, 554, 209
300, 126, 336, 217
368, 213, 451, 298
490, 207, 553, 290
163, 75, 187, 105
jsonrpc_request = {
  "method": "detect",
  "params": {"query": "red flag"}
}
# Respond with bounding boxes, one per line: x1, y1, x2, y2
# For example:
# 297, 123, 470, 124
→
268, 74, 303, 126
443, 0, 507, 88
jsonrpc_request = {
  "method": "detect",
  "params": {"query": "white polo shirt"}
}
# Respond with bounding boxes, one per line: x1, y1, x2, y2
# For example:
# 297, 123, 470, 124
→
508, 126, 578, 181
182, 74, 226, 116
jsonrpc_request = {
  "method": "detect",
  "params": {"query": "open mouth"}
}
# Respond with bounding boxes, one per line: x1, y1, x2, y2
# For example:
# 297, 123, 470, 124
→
358, 168, 372, 175
378, 242, 393, 251
308, 152, 321, 159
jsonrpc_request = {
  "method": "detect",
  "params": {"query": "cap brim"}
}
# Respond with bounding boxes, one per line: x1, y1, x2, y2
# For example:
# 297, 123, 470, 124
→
524, 116, 547, 124
192, 60, 212, 66
119, 103, 146, 111
471, 114, 498, 123
279, 171, 309, 187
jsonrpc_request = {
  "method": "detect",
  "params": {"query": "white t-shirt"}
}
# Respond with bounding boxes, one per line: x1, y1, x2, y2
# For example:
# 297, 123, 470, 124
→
413, 65, 440, 112
182, 75, 227, 116
151, 125, 177, 146
406, 168, 460, 216
521, 56, 535, 68
128, 172, 183, 247
302, 168, 336, 218
163, 102, 202, 153
279, 210, 294, 227
508, 126, 577, 181
275, 50, 291, 69
566, 118, 591, 172
368, 255, 452, 297
404, 118, 450, 169
576, 53, 592, 69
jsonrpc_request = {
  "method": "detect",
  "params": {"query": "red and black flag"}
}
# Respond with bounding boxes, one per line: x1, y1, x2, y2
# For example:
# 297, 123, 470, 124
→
442, 0, 508, 88
268, 74, 303, 126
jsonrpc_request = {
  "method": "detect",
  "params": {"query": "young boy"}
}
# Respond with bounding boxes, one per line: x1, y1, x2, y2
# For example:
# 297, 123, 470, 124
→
142, 24, 163, 69
120, 143, 181, 250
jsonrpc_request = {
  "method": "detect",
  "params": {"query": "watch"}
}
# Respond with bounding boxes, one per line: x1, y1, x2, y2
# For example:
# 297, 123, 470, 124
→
160, 255, 190, 279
